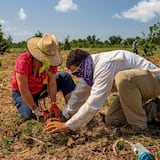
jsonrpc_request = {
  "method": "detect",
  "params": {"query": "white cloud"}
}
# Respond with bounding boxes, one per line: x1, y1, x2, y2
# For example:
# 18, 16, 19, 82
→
0, 19, 8, 25
55, 0, 78, 13
18, 8, 27, 21
113, 0, 160, 23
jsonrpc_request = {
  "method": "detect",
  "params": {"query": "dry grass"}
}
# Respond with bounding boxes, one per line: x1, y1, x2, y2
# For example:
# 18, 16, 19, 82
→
0, 49, 160, 160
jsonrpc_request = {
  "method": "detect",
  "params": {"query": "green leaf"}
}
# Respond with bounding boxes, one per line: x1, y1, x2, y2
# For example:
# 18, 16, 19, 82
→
43, 59, 50, 70
39, 65, 46, 75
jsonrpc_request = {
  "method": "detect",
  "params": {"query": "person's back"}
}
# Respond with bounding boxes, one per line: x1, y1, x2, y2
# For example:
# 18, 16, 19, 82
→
92, 50, 159, 74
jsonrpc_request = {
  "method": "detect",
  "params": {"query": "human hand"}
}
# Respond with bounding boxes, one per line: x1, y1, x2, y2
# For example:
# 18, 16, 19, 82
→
44, 120, 68, 134
32, 108, 44, 121
50, 104, 61, 118
39, 109, 50, 120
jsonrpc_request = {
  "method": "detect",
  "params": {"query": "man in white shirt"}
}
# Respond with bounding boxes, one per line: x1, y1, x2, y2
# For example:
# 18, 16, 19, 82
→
45, 49, 160, 136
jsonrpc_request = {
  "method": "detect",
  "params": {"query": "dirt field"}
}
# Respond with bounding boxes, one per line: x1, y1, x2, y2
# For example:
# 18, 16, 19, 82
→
0, 50, 160, 160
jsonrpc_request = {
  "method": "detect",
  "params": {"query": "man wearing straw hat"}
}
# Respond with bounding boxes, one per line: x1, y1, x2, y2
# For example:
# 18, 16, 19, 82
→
12, 33, 75, 121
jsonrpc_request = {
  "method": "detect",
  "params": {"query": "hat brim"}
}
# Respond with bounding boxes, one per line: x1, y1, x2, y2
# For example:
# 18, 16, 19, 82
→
27, 37, 62, 66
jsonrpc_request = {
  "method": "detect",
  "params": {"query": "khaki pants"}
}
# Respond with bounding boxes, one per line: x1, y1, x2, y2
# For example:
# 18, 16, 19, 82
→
105, 69, 160, 130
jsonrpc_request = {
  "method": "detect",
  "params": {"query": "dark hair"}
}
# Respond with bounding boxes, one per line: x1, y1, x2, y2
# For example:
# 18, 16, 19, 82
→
66, 49, 90, 69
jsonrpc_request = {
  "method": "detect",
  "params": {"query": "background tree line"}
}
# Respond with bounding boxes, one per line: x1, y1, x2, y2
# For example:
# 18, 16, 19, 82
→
0, 21, 160, 56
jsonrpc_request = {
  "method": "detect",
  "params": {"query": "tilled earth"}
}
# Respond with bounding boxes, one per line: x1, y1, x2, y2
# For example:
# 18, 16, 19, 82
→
0, 51, 160, 160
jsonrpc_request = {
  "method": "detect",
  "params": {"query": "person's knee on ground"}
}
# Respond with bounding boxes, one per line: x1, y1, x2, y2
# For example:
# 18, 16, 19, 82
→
105, 96, 127, 127
17, 106, 36, 121
114, 70, 147, 130
105, 118, 126, 128
12, 91, 37, 121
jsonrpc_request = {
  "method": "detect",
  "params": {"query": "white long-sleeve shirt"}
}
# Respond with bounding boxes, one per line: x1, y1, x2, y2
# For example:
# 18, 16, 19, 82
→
62, 50, 160, 131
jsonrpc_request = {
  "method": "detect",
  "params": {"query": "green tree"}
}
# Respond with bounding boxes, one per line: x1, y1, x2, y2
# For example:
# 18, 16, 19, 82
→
108, 35, 122, 45
139, 21, 160, 56
123, 37, 135, 45
34, 30, 43, 37
86, 35, 100, 47
0, 24, 11, 54
63, 36, 71, 50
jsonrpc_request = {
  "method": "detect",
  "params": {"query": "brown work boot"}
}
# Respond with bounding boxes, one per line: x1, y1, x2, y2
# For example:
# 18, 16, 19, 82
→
113, 124, 148, 136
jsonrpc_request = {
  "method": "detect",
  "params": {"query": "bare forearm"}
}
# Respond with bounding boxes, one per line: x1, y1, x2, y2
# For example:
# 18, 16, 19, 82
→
48, 75, 57, 103
48, 84, 57, 103
20, 89, 38, 110
16, 73, 38, 111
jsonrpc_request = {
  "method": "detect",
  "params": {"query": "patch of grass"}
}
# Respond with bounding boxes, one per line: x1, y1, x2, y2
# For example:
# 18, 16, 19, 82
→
21, 120, 43, 137
1, 47, 160, 159
0, 66, 9, 71
47, 145, 57, 154
1, 136, 14, 147
1, 109, 22, 131
98, 137, 108, 144
0, 135, 14, 156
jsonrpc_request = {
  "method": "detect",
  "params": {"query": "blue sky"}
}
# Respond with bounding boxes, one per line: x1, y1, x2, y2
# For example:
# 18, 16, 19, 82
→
0, 0, 160, 42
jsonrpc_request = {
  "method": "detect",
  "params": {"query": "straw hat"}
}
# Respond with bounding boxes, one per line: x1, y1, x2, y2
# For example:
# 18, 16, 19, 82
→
27, 33, 62, 66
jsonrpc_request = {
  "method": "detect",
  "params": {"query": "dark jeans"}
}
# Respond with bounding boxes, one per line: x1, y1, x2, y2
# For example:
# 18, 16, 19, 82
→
12, 72, 76, 121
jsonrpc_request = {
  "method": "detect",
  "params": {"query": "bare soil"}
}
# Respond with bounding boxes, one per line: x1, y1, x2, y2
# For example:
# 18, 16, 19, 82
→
0, 51, 160, 160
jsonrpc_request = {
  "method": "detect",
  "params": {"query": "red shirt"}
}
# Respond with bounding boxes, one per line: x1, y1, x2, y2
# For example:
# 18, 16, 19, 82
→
12, 52, 57, 95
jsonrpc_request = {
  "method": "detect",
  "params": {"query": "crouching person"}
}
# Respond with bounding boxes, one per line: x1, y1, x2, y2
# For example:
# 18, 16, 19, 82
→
44, 49, 160, 136
12, 33, 75, 121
